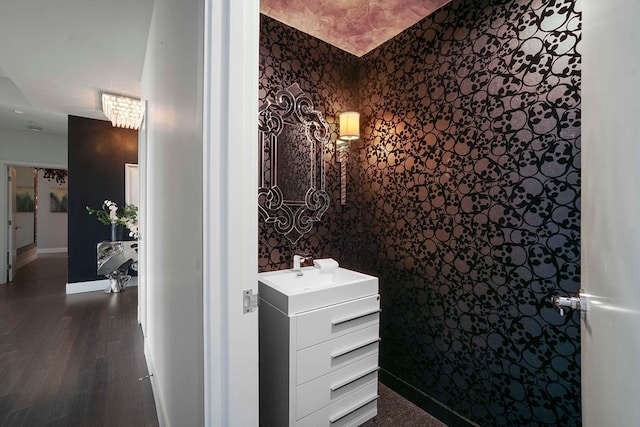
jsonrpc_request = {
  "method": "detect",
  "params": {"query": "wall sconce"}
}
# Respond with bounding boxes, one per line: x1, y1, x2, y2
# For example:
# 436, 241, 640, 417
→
338, 111, 360, 205
102, 93, 144, 130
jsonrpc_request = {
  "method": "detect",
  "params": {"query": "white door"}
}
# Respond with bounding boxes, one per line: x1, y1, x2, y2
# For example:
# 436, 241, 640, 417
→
581, 0, 640, 425
7, 167, 17, 282
137, 109, 148, 337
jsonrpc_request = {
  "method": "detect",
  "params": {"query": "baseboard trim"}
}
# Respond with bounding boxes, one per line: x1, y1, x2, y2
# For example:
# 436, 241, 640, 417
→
145, 339, 168, 427
379, 369, 479, 427
37, 247, 68, 254
66, 277, 138, 294
16, 249, 38, 270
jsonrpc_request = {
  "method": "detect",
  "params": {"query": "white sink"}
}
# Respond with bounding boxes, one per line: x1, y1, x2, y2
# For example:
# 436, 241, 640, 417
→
258, 266, 378, 314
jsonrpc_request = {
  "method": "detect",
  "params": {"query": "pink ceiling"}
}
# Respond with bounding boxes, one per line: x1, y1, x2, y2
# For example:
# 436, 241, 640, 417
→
260, 0, 452, 57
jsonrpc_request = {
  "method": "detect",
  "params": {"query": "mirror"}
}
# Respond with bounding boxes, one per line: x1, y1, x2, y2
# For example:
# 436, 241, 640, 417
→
258, 83, 330, 244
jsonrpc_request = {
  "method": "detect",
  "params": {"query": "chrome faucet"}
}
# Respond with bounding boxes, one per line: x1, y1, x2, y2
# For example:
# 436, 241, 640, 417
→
292, 254, 311, 276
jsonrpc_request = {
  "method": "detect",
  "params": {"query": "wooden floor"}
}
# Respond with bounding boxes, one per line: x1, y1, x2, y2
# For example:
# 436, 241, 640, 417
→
0, 254, 158, 427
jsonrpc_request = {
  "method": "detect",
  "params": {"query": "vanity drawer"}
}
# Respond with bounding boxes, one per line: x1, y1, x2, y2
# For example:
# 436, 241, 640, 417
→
296, 381, 378, 427
296, 353, 378, 420
296, 294, 380, 350
296, 325, 380, 385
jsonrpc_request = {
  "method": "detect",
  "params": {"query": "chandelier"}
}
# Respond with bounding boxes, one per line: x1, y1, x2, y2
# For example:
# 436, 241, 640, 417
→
101, 93, 144, 130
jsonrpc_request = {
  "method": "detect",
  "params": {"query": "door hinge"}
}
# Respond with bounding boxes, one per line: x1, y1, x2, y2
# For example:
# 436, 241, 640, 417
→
243, 289, 259, 314
7, 219, 12, 226
138, 373, 154, 382
7, 175, 12, 182
8, 264, 12, 270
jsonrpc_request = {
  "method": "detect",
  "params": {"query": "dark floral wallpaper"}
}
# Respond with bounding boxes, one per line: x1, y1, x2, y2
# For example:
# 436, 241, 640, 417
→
259, 15, 363, 270
259, 0, 581, 424
357, 0, 581, 425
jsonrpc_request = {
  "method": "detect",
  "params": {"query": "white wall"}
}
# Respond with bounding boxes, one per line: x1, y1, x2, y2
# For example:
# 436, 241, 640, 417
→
140, 0, 204, 424
36, 168, 68, 251
0, 129, 67, 283
0, 128, 67, 164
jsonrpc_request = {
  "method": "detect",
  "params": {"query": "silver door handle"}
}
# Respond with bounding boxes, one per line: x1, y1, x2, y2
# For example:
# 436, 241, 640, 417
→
551, 294, 581, 317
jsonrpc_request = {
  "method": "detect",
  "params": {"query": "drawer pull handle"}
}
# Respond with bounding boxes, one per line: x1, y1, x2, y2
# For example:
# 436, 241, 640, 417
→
329, 394, 379, 424
332, 309, 382, 327
330, 366, 380, 392
331, 338, 381, 360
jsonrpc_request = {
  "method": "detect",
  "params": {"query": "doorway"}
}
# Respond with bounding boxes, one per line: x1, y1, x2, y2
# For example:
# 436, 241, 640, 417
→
4, 163, 68, 282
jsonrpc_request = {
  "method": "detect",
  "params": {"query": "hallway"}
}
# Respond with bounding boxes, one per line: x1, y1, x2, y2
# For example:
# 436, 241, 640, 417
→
0, 254, 158, 426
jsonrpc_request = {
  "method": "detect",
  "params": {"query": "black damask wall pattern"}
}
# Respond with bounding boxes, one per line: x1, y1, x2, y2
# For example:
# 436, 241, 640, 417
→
358, 0, 581, 425
259, 0, 581, 425
259, 15, 363, 271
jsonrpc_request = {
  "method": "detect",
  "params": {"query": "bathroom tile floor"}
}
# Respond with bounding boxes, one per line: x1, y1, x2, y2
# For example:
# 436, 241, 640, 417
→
362, 383, 447, 427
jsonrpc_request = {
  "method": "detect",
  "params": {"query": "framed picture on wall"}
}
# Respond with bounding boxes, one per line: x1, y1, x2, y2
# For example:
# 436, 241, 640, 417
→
16, 187, 35, 212
50, 188, 68, 212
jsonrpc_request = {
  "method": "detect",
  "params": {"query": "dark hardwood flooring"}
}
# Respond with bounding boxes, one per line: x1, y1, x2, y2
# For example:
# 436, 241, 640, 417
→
0, 254, 158, 427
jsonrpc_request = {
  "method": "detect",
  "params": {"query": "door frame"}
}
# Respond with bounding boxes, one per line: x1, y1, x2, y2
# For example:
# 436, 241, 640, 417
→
124, 161, 144, 335
0, 160, 67, 284
7, 167, 16, 282
136, 107, 148, 337
202, 0, 260, 425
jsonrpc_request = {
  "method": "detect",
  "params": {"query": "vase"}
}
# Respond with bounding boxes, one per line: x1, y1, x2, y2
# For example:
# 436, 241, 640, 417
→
110, 223, 125, 241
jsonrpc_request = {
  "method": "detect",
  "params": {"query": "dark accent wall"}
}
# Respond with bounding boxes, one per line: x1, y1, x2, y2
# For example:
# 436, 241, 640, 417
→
259, 15, 362, 271
68, 115, 138, 283
259, 0, 581, 425
358, 0, 581, 425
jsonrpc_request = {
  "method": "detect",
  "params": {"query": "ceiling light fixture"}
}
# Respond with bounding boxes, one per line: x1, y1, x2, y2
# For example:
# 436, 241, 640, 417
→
27, 124, 42, 132
101, 93, 144, 130
13, 109, 25, 115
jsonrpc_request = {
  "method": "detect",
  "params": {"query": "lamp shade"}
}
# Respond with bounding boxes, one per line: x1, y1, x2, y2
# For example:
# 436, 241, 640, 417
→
339, 111, 360, 141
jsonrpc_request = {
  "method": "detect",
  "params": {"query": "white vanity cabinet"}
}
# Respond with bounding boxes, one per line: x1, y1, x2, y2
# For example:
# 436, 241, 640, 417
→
259, 267, 380, 427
